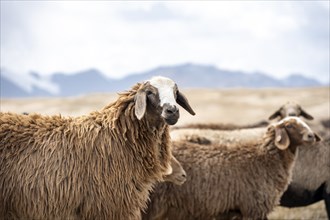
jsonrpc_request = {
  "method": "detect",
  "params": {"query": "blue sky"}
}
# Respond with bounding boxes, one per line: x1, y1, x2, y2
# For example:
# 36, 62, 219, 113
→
1, 1, 329, 83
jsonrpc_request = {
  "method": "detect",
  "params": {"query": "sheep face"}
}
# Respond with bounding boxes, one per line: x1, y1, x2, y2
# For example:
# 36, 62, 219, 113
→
274, 117, 321, 150
163, 156, 187, 185
135, 76, 195, 125
269, 101, 314, 121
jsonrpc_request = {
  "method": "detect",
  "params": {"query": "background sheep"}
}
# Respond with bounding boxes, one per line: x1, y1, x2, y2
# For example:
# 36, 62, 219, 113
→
268, 101, 314, 121
0, 76, 195, 220
171, 101, 330, 218
268, 102, 330, 218
170, 102, 319, 146
280, 137, 330, 212
173, 101, 313, 132
143, 117, 321, 220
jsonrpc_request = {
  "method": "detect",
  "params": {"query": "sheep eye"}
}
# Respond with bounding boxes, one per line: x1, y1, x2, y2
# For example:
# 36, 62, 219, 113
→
286, 124, 293, 129
146, 90, 153, 96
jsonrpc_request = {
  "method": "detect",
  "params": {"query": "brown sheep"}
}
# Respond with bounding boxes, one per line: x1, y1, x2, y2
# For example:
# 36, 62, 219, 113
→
0, 76, 195, 220
173, 101, 313, 132
142, 117, 321, 220
268, 101, 314, 120
268, 102, 330, 218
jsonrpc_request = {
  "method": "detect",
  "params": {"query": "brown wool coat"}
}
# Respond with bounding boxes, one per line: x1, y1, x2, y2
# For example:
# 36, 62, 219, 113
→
0, 83, 172, 220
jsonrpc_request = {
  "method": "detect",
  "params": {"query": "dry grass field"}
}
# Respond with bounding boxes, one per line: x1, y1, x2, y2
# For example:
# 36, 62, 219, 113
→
1, 86, 329, 219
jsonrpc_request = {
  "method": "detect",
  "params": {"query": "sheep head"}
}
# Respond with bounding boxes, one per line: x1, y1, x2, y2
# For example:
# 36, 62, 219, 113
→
135, 76, 195, 125
273, 116, 321, 150
268, 101, 314, 121
163, 156, 187, 185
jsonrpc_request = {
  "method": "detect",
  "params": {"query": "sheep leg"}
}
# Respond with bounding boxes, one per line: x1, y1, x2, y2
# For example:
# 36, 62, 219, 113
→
280, 184, 323, 207
323, 191, 330, 219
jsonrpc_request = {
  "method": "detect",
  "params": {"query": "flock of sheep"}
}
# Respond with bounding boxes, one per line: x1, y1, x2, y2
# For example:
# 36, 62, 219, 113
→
0, 76, 329, 220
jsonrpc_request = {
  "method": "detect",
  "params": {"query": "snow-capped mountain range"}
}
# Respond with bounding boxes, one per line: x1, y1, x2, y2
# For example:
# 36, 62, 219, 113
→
0, 63, 325, 98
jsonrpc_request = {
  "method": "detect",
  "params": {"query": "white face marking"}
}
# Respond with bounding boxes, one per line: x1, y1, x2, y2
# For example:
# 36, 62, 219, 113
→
278, 116, 312, 132
148, 76, 177, 107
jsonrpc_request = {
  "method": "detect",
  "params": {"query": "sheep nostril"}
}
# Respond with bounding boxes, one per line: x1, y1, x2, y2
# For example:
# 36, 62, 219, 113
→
307, 133, 314, 139
166, 106, 178, 115
166, 109, 174, 114
288, 113, 296, 116
182, 173, 186, 178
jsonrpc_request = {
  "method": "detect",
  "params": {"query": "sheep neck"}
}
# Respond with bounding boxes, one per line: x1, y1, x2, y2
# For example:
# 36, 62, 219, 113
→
86, 84, 172, 180
261, 127, 299, 189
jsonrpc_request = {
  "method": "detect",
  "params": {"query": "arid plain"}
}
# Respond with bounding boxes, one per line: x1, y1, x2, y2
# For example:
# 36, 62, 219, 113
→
1, 86, 329, 219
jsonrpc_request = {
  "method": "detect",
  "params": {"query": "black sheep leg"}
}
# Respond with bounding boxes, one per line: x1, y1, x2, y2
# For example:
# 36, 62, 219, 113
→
323, 189, 330, 219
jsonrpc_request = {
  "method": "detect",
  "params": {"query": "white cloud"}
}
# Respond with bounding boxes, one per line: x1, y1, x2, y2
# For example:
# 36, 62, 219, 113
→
0, 1, 329, 83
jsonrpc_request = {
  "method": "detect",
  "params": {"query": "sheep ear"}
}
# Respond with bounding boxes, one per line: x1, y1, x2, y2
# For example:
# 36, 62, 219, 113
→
300, 108, 314, 120
269, 109, 281, 120
176, 90, 196, 115
135, 90, 147, 120
275, 127, 290, 150
314, 133, 322, 142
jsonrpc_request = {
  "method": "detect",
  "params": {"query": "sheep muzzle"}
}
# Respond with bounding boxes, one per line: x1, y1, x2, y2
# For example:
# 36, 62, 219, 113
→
162, 103, 180, 125
302, 131, 321, 143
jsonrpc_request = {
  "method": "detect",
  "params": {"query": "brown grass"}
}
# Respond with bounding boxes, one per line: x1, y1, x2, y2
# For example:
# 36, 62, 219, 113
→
1, 86, 329, 219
